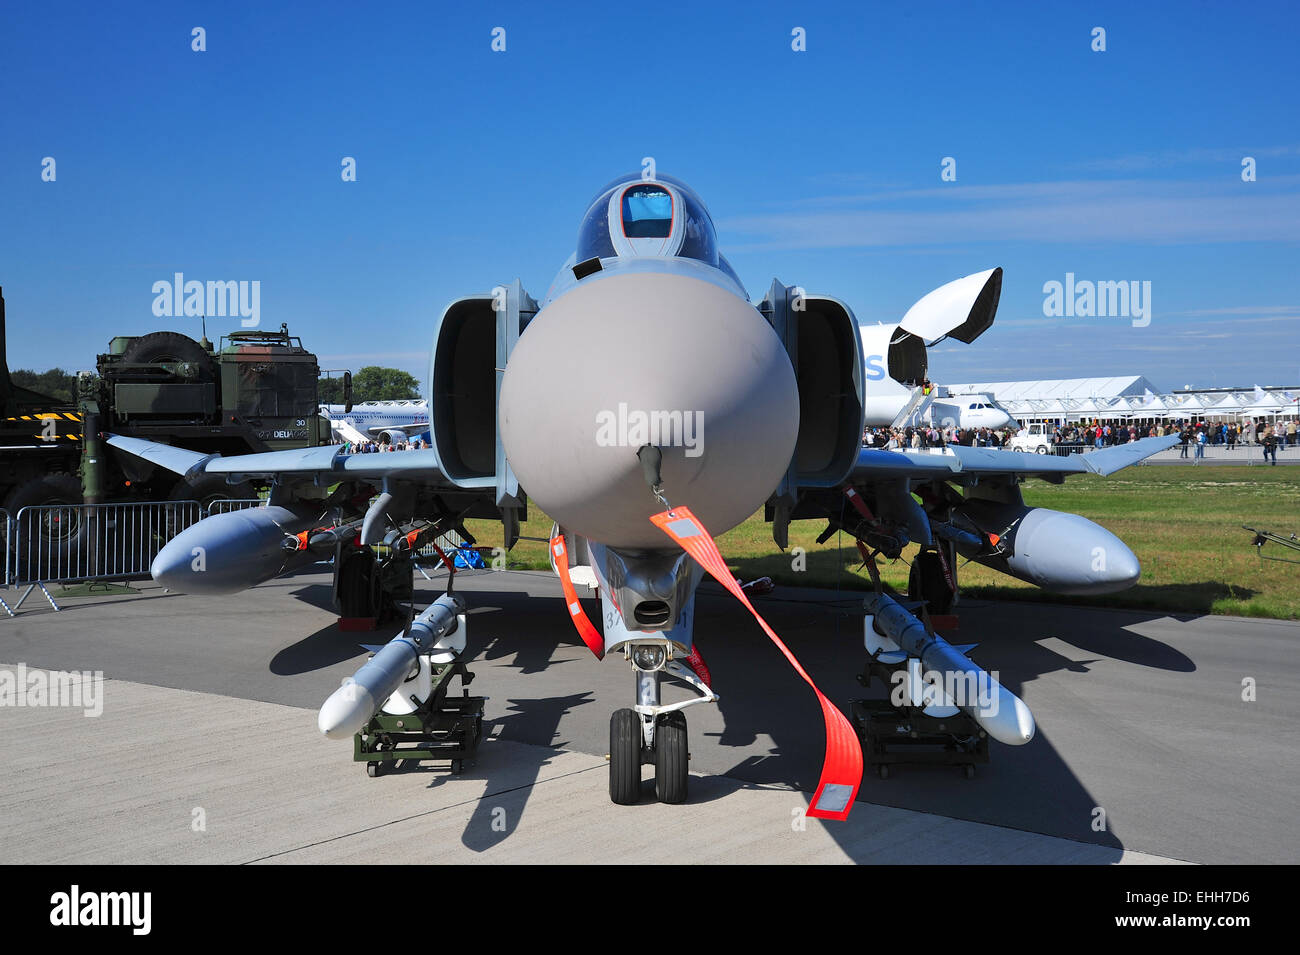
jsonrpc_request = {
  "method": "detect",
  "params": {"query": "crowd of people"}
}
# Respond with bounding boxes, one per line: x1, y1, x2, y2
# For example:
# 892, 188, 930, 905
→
1173, 419, 1295, 465
863, 417, 1298, 463
334, 438, 427, 454
1053, 422, 1174, 447
862, 425, 1016, 449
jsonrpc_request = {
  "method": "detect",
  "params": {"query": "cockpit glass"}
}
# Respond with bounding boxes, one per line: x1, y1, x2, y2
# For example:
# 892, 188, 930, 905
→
678, 193, 718, 266
575, 176, 724, 271
575, 188, 617, 261
621, 185, 673, 237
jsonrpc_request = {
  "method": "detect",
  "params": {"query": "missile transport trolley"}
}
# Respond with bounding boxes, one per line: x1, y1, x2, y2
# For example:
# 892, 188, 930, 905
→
849, 553, 1023, 779
851, 653, 990, 780
354, 654, 485, 777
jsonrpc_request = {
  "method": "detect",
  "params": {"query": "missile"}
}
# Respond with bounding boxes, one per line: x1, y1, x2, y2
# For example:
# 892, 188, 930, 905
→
303, 521, 368, 552
151, 505, 323, 595
953, 501, 1140, 595
317, 593, 467, 740
930, 521, 986, 552
864, 591, 1035, 745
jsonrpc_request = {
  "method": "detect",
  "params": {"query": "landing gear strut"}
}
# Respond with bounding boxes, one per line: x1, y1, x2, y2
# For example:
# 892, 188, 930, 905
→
608, 650, 715, 805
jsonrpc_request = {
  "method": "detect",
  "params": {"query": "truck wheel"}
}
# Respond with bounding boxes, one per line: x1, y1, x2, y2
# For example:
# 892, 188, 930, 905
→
1035, 445, 1047, 454
4, 473, 87, 568
120, 332, 215, 381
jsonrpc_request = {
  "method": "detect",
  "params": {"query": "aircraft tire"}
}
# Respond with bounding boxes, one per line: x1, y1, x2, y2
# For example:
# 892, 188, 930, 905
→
609, 708, 641, 805
654, 711, 688, 804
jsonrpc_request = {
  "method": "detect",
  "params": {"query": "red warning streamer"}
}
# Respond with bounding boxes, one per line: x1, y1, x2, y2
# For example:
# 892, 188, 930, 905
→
934, 542, 955, 594
651, 506, 863, 821
842, 485, 875, 522
426, 539, 457, 576
550, 534, 604, 659
686, 643, 712, 688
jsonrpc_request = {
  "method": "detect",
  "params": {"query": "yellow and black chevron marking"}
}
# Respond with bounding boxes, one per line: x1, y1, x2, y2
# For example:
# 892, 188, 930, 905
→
5, 411, 83, 441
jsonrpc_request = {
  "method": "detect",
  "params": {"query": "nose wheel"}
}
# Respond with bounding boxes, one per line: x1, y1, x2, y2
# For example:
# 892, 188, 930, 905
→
609, 655, 716, 806
654, 710, 688, 803
608, 708, 690, 805
609, 708, 642, 804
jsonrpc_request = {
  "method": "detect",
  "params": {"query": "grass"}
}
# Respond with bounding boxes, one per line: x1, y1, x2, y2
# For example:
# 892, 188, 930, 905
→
465, 464, 1300, 620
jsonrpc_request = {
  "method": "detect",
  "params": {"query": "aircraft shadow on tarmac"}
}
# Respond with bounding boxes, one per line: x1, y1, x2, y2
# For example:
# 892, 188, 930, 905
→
690, 590, 1201, 861
973, 581, 1257, 622
370, 690, 596, 851
268, 621, 366, 675
273, 572, 1200, 861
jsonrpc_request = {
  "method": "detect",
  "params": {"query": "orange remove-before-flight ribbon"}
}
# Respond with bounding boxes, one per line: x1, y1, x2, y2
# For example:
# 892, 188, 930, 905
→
550, 533, 604, 659
650, 506, 862, 821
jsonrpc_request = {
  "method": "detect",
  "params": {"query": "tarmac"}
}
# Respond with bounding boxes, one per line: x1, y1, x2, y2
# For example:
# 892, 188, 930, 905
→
2, 566, 1296, 864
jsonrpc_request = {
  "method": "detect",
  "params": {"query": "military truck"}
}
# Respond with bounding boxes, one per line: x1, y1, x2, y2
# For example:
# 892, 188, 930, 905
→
82, 323, 331, 506
0, 284, 334, 561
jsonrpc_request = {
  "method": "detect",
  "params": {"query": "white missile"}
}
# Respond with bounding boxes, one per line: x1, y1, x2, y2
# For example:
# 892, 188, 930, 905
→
317, 593, 467, 739
864, 591, 1035, 745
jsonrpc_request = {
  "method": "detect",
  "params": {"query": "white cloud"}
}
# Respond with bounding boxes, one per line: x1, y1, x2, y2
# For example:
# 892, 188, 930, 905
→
720, 177, 1300, 250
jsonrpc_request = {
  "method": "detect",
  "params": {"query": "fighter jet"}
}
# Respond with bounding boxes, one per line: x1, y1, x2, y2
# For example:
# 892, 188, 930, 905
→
106, 172, 1178, 819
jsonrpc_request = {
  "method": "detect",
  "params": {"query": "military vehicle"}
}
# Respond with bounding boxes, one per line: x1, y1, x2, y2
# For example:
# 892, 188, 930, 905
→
0, 284, 334, 562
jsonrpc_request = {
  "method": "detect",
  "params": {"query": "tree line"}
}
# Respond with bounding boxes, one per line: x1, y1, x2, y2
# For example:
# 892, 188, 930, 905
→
319, 366, 420, 404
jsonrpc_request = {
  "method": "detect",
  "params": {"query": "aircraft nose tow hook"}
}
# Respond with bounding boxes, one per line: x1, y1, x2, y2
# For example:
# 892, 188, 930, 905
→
637, 444, 672, 510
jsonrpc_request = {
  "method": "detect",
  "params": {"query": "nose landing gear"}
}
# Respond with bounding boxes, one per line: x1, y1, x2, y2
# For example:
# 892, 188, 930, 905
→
608, 656, 716, 805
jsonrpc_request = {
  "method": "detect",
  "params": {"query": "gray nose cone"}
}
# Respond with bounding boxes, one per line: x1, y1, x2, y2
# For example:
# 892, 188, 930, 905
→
1010, 508, 1141, 594
500, 271, 799, 550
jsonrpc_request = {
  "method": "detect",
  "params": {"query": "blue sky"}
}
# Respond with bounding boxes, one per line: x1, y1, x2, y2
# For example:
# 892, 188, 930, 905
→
2, 1, 1297, 393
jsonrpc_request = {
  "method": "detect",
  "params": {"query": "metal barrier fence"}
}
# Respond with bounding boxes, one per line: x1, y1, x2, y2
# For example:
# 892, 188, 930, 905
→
1, 497, 475, 613
10, 501, 205, 588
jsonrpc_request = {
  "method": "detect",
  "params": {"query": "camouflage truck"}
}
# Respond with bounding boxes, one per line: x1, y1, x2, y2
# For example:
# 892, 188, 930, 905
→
84, 323, 332, 507
0, 284, 333, 562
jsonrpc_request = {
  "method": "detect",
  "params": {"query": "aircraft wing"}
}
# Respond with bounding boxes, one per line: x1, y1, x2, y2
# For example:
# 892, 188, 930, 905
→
853, 434, 1179, 483
105, 434, 453, 484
